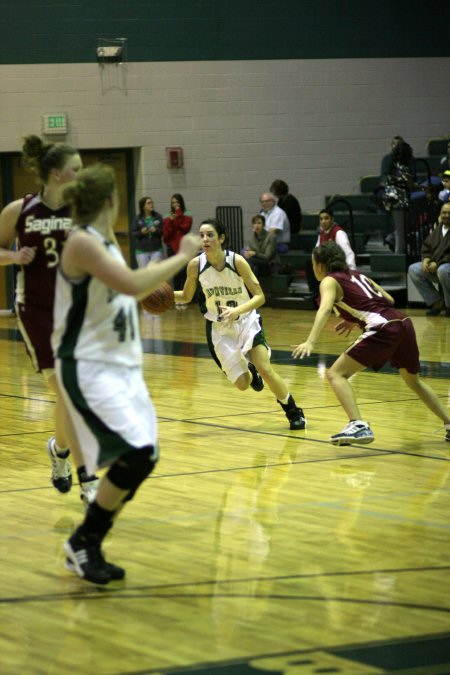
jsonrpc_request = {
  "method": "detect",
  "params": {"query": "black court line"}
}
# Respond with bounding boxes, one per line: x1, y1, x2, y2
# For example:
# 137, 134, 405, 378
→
0, 412, 448, 498
2, 562, 450, 606
0, 449, 390, 496
156, 418, 450, 464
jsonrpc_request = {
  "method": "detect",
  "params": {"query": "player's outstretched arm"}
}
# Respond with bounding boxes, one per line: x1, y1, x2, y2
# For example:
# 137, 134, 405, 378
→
292, 276, 338, 359
174, 256, 200, 304
63, 230, 200, 298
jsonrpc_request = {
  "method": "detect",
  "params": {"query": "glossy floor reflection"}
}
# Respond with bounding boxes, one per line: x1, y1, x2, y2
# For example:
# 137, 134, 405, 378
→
0, 305, 449, 674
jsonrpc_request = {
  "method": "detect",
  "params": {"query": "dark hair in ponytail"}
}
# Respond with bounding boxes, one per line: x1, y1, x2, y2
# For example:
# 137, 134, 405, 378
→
312, 241, 348, 272
21, 134, 78, 183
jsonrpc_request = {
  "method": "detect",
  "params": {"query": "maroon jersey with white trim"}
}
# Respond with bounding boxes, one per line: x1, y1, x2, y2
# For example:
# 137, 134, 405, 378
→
15, 193, 72, 309
327, 270, 406, 330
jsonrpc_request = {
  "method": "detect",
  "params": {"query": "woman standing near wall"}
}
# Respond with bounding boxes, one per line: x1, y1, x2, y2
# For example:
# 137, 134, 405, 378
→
382, 142, 418, 254
163, 193, 193, 293
131, 196, 164, 268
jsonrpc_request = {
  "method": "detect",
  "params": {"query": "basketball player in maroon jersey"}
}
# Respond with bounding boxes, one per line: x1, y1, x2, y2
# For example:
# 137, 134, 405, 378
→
0, 135, 98, 504
292, 241, 450, 445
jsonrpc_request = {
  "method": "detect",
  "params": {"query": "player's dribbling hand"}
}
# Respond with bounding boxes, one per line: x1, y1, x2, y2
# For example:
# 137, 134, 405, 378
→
219, 305, 239, 322
179, 233, 201, 260
16, 246, 36, 265
334, 319, 354, 336
291, 341, 313, 359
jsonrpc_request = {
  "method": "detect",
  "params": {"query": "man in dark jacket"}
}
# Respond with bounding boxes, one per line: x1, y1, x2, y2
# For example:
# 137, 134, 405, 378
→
408, 202, 450, 316
270, 179, 302, 234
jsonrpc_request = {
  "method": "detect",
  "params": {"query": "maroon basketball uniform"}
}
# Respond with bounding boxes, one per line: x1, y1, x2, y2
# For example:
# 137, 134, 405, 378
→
14, 193, 72, 371
326, 269, 420, 373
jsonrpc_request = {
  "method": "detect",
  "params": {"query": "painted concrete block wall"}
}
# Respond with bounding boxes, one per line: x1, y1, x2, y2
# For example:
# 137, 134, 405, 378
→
0, 57, 449, 230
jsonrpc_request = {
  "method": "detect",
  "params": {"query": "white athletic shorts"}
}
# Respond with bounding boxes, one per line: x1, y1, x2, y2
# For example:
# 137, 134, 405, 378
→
56, 359, 158, 475
209, 311, 269, 384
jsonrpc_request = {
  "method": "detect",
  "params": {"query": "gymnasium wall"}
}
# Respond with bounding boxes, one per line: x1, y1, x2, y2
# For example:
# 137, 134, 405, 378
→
1, 1, 449, 219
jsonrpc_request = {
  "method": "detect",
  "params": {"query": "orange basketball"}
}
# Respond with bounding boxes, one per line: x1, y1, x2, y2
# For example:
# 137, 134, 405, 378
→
140, 282, 175, 314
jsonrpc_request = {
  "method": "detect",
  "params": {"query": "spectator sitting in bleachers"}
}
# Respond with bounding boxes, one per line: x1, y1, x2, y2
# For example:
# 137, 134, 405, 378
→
270, 179, 302, 234
306, 208, 356, 300
407, 202, 450, 317
242, 214, 277, 277
259, 192, 290, 254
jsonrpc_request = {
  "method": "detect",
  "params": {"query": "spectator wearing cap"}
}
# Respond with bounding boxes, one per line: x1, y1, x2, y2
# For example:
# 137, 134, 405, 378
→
259, 192, 290, 254
269, 179, 302, 234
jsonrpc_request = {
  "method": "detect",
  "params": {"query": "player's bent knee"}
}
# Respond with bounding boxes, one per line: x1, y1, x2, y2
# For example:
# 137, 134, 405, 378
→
106, 446, 157, 497
234, 374, 250, 391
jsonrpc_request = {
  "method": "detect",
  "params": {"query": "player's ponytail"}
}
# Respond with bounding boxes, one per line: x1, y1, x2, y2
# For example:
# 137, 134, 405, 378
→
313, 241, 348, 272
21, 134, 78, 183
63, 164, 116, 226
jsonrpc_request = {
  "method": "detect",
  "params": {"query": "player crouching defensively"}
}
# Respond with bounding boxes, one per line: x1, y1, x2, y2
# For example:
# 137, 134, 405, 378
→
174, 218, 306, 431
292, 241, 450, 446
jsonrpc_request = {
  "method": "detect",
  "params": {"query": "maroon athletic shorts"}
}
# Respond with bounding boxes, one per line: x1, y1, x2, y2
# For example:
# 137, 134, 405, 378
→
16, 302, 54, 372
346, 318, 420, 374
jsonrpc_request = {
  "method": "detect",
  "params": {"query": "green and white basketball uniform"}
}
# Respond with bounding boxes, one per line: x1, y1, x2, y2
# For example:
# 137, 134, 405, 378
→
197, 250, 269, 383
52, 226, 158, 474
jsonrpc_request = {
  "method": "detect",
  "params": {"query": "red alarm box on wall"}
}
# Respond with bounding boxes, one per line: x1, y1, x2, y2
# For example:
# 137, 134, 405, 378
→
166, 147, 183, 168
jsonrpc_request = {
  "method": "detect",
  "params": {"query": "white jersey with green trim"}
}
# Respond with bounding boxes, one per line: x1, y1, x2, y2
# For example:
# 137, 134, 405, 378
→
52, 226, 142, 367
198, 250, 255, 323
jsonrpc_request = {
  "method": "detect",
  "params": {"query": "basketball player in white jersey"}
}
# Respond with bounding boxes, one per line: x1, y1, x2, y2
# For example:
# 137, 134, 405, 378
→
174, 218, 306, 430
52, 164, 200, 584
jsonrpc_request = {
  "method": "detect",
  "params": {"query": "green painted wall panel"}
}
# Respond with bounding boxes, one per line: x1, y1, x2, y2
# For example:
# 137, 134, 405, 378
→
1, 0, 449, 64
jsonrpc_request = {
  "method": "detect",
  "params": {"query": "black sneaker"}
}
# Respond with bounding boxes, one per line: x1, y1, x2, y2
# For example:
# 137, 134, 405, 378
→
64, 532, 114, 585
278, 395, 306, 430
248, 362, 264, 392
66, 556, 125, 580
445, 425, 450, 442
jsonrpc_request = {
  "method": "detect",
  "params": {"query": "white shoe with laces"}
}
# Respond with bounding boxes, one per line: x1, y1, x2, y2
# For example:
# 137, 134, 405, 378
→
330, 420, 374, 446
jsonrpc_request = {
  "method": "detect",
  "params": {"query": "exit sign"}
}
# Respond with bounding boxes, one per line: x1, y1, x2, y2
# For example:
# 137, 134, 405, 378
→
42, 113, 67, 135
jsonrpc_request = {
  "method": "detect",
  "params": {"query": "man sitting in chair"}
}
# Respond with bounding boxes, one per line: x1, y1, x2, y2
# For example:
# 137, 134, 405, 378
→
407, 202, 450, 316
259, 192, 290, 254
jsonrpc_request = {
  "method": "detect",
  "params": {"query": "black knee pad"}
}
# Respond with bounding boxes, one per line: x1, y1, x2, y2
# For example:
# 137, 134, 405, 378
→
106, 446, 157, 499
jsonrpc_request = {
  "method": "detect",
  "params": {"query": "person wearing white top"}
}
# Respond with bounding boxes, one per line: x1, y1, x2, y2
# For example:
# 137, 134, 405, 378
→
259, 193, 290, 253
307, 209, 356, 300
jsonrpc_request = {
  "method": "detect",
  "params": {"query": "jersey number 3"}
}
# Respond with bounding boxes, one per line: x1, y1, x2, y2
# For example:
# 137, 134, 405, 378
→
43, 237, 60, 268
